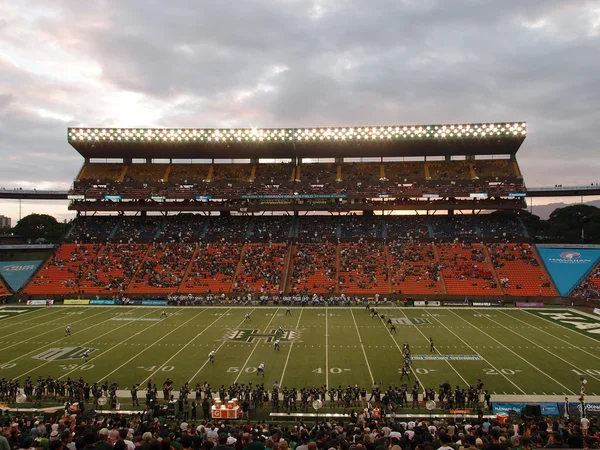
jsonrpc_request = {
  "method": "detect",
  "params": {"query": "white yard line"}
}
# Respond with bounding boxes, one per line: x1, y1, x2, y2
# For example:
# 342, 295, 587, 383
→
395, 305, 470, 386
233, 308, 279, 384
187, 308, 257, 384
3, 307, 127, 364
480, 312, 600, 383
499, 310, 600, 362
14, 308, 164, 379
350, 309, 375, 384
0, 306, 66, 326
96, 307, 199, 383
325, 306, 329, 388
422, 310, 526, 394
374, 311, 425, 392
58, 308, 165, 380
279, 308, 304, 387
447, 309, 576, 394
138, 308, 225, 385
520, 309, 600, 345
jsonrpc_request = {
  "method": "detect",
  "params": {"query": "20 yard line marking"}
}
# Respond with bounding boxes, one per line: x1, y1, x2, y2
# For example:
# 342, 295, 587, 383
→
279, 308, 304, 387
350, 309, 374, 383
447, 309, 575, 394
139, 308, 228, 385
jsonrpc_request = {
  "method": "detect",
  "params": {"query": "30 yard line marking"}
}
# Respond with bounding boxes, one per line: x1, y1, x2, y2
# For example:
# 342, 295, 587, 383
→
350, 309, 374, 383
447, 309, 576, 394
422, 310, 526, 394
139, 308, 227, 385
279, 308, 304, 387
14, 308, 165, 379
96, 307, 198, 383
396, 305, 469, 386
499, 310, 600, 363
233, 308, 279, 384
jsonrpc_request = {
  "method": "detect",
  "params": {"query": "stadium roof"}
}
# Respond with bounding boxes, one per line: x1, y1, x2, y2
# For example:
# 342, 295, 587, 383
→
68, 122, 527, 160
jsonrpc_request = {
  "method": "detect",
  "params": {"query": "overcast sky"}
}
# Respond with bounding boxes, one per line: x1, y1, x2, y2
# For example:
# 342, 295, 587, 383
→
1, 0, 600, 223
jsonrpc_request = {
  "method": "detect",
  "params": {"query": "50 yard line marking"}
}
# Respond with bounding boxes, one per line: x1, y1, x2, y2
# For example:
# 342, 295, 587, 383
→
233, 308, 279, 384
350, 309, 374, 383
188, 308, 257, 384
279, 308, 304, 387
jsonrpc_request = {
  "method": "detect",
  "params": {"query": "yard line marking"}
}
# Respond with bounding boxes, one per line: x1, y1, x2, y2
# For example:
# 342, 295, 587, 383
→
447, 309, 576, 394
500, 310, 600, 362
485, 311, 600, 383
422, 310, 526, 394
520, 309, 600, 345
395, 305, 469, 386
138, 308, 226, 386
58, 308, 166, 380
0, 305, 67, 327
374, 311, 425, 392
325, 306, 329, 388
233, 308, 279, 384
2, 307, 128, 364
279, 308, 304, 387
350, 309, 374, 383
14, 308, 164, 379
96, 307, 197, 383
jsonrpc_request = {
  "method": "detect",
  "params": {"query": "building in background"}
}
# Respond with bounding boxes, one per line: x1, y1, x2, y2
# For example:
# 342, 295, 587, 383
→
0, 216, 11, 229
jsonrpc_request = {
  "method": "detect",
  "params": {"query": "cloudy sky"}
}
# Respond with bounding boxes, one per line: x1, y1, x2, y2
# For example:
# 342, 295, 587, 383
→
1, 0, 600, 223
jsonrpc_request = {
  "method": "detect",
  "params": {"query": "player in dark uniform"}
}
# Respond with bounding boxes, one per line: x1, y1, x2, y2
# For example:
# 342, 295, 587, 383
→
411, 384, 420, 409
429, 337, 435, 352
285, 307, 291, 316
65, 325, 71, 337
389, 324, 396, 334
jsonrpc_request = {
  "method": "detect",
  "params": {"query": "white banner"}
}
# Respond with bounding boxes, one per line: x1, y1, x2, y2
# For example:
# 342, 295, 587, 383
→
594, 308, 600, 316
414, 301, 441, 307
27, 299, 53, 305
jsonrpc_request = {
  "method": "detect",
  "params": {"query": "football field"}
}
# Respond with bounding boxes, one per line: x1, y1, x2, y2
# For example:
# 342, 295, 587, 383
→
1, 305, 600, 403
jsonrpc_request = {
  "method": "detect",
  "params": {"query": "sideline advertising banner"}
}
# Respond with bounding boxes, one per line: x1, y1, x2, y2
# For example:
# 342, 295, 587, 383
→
0, 260, 44, 291
64, 299, 90, 305
516, 302, 545, 308
492, 403, 526, 415
537, 247, 600, 296
141, 300, 167, 306
559, 402, 600, 417
26, 300, 53, 306
90, 299, 116, 305
414, 301, 441, 307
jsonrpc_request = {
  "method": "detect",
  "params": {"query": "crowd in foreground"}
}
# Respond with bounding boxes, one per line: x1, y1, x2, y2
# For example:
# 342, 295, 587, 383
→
1, 407, 599, 450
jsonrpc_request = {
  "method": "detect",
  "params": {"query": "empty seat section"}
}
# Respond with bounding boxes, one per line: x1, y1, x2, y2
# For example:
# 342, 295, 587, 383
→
204, 216, 249, 240
489, 243, 558, 296
340, 216, 382, 238
124, 164, 168, 182
388, 242, 442, 294
338, 242, 388, 294
78, 163, 124, 182
438, 243, 500, 295
233, 243, 287, 294
168, 164, 211, 183
181, 243, 242, 294
289, 243, 337, 295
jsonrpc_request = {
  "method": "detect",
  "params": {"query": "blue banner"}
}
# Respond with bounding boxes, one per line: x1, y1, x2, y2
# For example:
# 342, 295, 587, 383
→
561, 402, 600, 417
539, 403, 560, 415
0, 260, 43, 291
537, 247, 600, 295
141, 300, 167, 306
492, 403, 526, 414
90, 299, 116, 305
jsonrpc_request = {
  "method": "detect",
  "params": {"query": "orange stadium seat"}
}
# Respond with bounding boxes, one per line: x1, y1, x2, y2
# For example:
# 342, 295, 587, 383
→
338, 242, 389, 295
288, 243, 337, 294
180, 242, 243, 294
438, 243, 501, 295
233, 243, 288, 294
388, 242, 443, 295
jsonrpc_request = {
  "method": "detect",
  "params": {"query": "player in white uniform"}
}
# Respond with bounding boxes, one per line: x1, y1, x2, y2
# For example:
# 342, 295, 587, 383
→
274, 339, 280, 351
82, 349, 90, 360
65, 325, 71, 337
278, 326, 284, 335
208, 350, 216, 363
161, 310, 167, 319
257, 362, 265, 377
245, 313, 251, 321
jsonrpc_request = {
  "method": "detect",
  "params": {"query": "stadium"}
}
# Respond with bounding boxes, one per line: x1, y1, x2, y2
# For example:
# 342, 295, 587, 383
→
1, 121, 600, 429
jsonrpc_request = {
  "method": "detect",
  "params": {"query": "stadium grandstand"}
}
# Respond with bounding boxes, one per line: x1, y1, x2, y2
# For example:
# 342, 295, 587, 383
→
17, 122, 572, 301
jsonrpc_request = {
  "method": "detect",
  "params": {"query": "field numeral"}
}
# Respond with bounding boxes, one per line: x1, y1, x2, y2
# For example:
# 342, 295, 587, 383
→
58, 364, 95, 371
474, 314, 494, 318
571, 369, 600, 376
313, 367, 349, 374
137, 365, 174, 372
484, 368, 520, 375
317, 314, 338, 317
0, 363, 16, 369
227, 367, 258, 373
398, 368, 432, 375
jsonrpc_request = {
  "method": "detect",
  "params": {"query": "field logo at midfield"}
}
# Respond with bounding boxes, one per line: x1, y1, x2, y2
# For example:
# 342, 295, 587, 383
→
537, 311, 600, 337
224, 329, 302, 343
33, 347, 97, 361
390, 317, 431, 325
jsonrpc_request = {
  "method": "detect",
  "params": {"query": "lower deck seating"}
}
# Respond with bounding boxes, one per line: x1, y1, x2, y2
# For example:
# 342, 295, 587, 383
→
438, 243, 500, 295
24, 244, 101, 295
338, 242, 388, 294
388, 242, 442, 295
289, 243, 337, 294
571, 264, 600, 299
233, 243, 287, 294
0, 277, 10, 295
181, 243, 243, 294
488, 243, 557, 296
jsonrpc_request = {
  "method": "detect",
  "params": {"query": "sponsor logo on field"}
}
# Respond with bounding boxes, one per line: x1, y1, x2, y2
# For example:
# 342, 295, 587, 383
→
537, 311, 600, 337
224, 328, 302, 343
110, 317, 161, 321
33, 347, 97, 361
411, 354, 482, 361
390, 317, 431, 325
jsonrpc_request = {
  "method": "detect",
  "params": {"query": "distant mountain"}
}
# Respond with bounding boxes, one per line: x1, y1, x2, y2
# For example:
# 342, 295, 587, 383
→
532, 199, 600, 220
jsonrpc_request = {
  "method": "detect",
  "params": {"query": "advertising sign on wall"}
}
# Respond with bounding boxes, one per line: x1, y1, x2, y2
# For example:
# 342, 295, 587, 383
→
537, 247, 600, 296
0, 260, 44, 291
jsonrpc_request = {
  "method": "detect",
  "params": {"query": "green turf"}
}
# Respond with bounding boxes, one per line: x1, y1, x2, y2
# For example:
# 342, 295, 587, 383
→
1, 305, 599, 398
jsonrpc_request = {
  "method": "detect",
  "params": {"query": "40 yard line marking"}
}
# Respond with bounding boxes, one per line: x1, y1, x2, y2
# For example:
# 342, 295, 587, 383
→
350, 309, 374, 384
234, 308, 279, 384
279, 308, 304, 387
421, 309, 526, 395
187, 308, 257, 384
139, 308, 228, 385
447, 309, 575, 394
